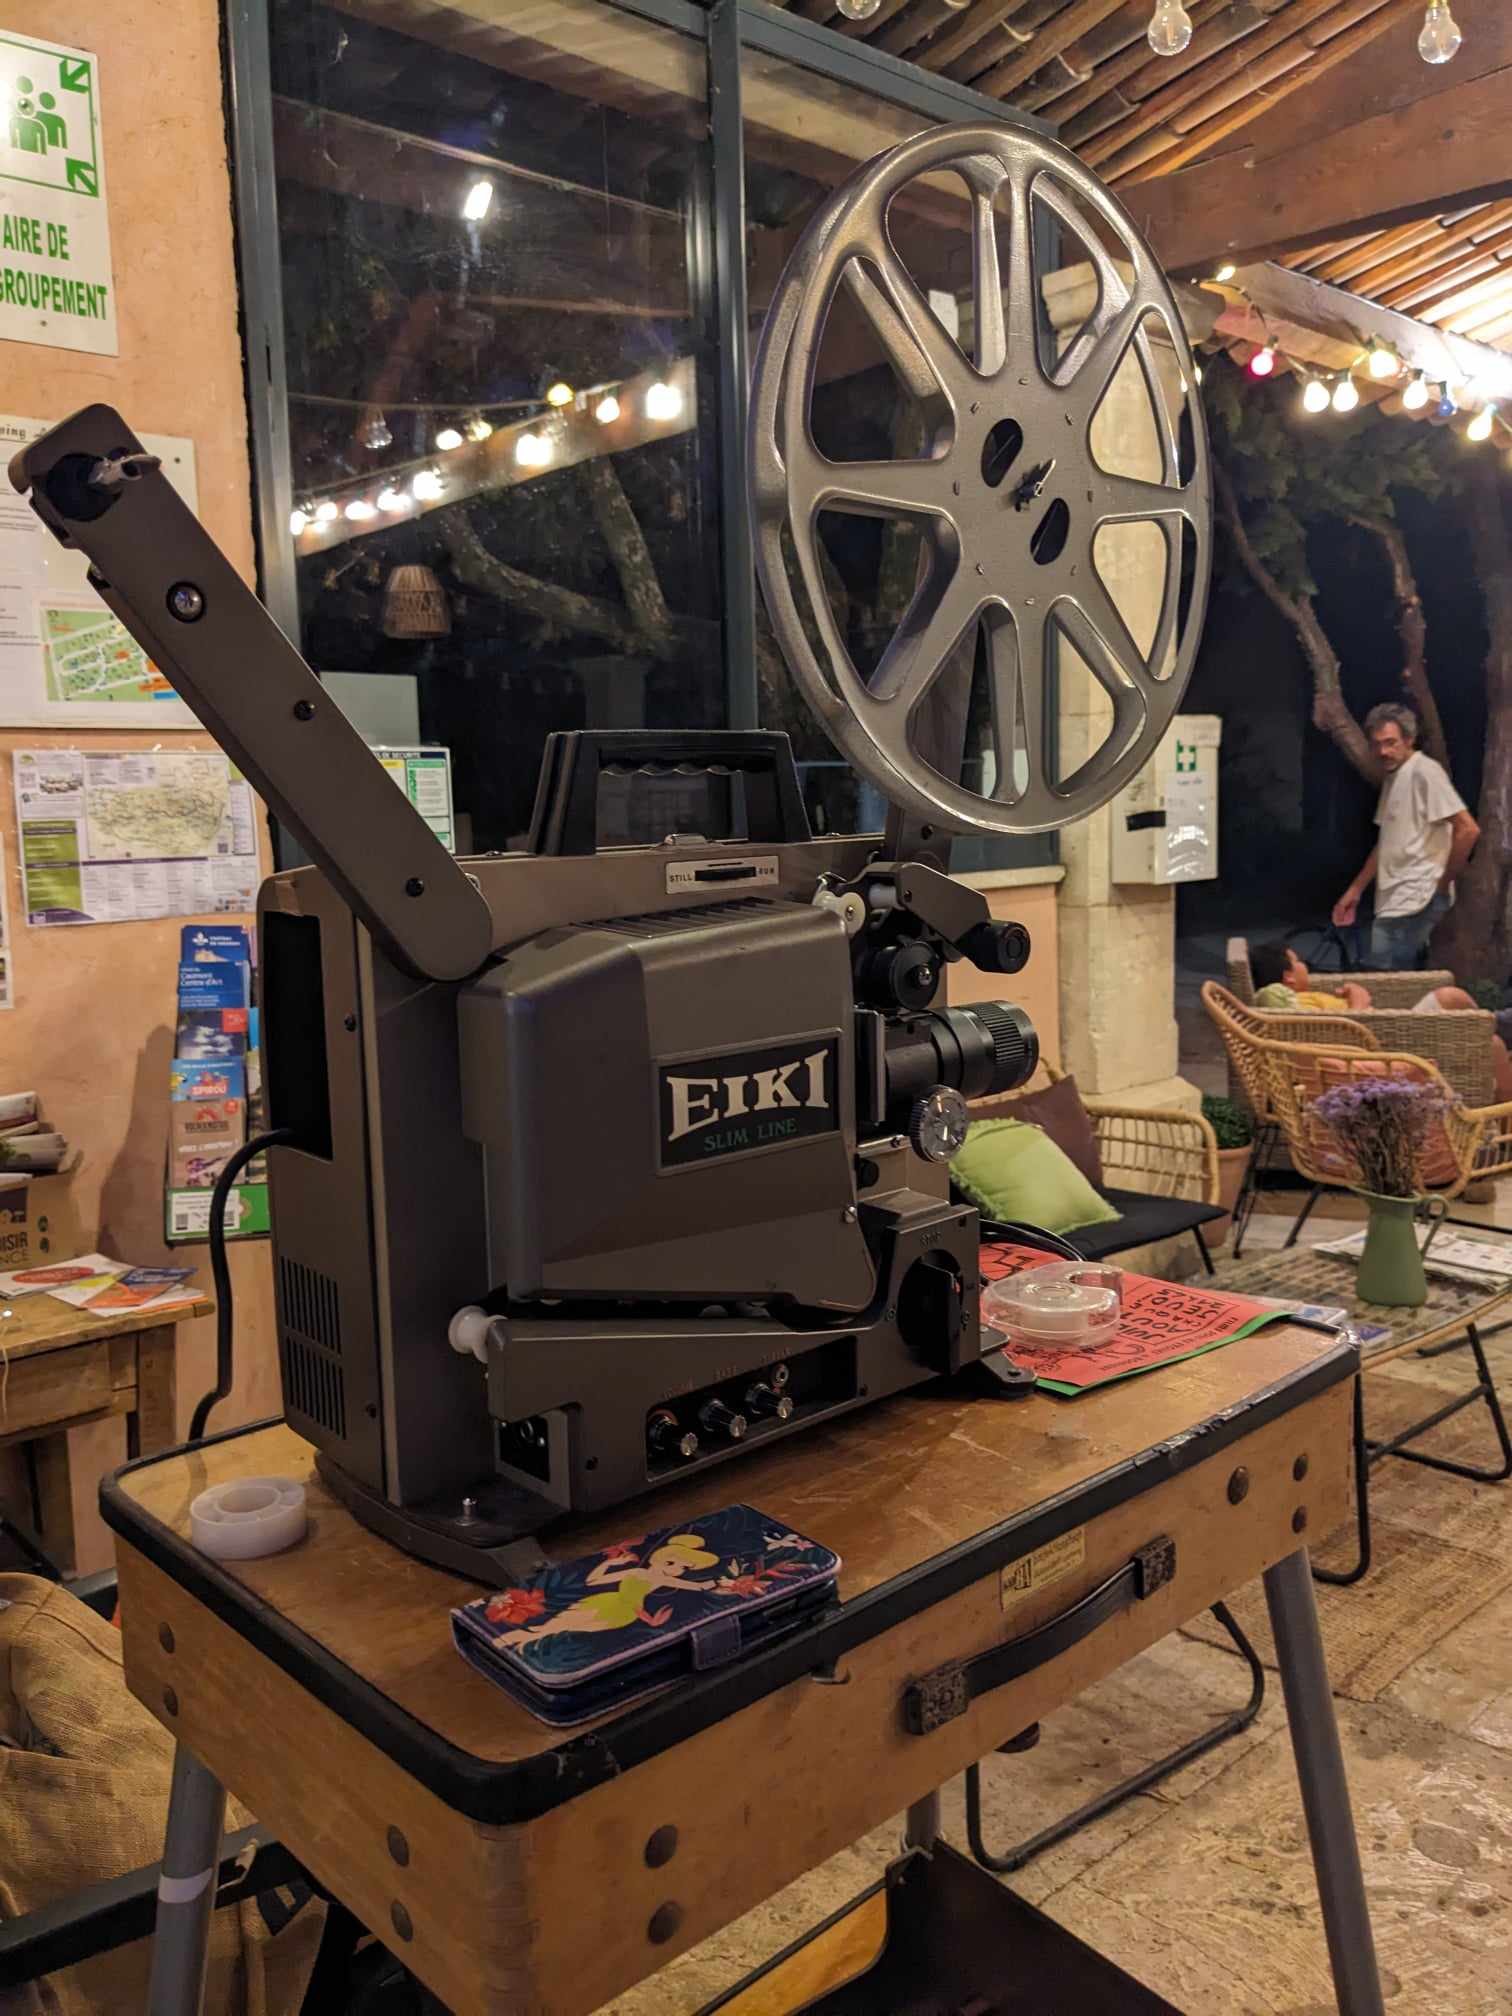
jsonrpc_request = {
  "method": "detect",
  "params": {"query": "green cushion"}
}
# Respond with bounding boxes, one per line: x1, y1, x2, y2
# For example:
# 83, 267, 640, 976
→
953, 1117, 1123, 1237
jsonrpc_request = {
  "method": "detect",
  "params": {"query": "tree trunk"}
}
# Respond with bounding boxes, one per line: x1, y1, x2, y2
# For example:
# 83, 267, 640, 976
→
1348, 513, 1449, 769
1434, 461, 1512, 982
1214, 459, 1379, 784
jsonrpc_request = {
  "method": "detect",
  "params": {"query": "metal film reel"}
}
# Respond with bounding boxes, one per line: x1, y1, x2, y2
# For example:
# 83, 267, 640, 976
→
749, 123, 1212, 838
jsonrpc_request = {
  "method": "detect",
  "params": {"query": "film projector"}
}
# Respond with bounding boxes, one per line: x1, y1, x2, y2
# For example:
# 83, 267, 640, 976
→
11, 122, 1211, 1582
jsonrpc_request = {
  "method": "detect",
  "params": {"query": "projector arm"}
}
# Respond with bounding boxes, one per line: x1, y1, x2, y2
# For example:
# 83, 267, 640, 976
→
8, 405, 494, 985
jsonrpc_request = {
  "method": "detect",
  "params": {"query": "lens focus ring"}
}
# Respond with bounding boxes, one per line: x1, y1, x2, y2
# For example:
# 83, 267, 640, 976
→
967, 1002, 1039, 1094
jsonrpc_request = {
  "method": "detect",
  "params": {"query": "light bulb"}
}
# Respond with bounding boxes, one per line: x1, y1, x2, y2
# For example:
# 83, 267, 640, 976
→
435, 426, 464, 452
411, 469, 444, 501
835, 0, 881, 17
1468, 405, 1496, 442
345, 498, 377, 521
594, 394, 621, 425
942, 0, 969, 8
1332, 377, 1360, 413
646, 380, 684, 421
1214, 263, 1236, 284
1147, 0, 1194, 56
1402, 374, 1430, 411
466, 416, 494, 442
361, 408, 393, 451
1418, 0, 1461, 63
515, 432, 552, 468
1302, 377, 1331, 414
1438, 391, 1458, 419
289, 508, 309, 536
1195, 363, 1204, 383
1367, 346, 1396, 381
376, 487, 411, 513
545, 382, 574, 408
314, 500, 338, 523
1247, 345, 1276, 379
462, 179, 494, 221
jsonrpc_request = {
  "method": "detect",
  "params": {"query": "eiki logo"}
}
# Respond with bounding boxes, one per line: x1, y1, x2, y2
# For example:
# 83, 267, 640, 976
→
657, 1036, 840, 1169
667, 1049, 829, 1143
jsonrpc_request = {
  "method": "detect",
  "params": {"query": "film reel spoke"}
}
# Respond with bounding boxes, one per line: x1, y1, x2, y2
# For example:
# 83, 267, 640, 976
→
870, 238, 969, 404
869, 566, 982, 715
842, 263, 943, 409
805, 453, 956, 522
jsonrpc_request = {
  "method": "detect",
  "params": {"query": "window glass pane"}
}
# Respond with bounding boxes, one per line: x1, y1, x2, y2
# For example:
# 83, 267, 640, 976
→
743, 48, 1053, 869
269, 0, 715, 850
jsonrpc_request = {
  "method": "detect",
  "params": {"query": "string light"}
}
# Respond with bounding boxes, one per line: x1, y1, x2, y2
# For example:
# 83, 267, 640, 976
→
411, 468, 444, 501
1301, 376, 1331, 414
545, 382, 574, 409
594, 394, 621, 424
646, 380, 684, 420
462, 179, 494, 222
345, 498, 377, 521
515, 432, 553, 469
1418, 0, 1461, 62
1366, 345, 1397, 381
361, 408, 393, 451
289, 508, 309, 536
835, 0, 882, 17
1437, 390, 1458, 419
1402, 373, 1430, 411
1247, 345, 1276, 379
1147, 0, 1194, 54
376, 487, 411, 513
1332, 377, 1360, 413
1214, 263, 1237, 284
1468, 405, 1496, 442
435, 425, 464, 452
466, 416, 494, 442
314, 500, 338, 523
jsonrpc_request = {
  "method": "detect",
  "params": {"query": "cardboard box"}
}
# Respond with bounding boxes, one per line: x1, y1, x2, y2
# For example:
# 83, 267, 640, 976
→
166, 1181, 270, 1244
0, 1172, 86, 1271
169, 1095, 246, 1189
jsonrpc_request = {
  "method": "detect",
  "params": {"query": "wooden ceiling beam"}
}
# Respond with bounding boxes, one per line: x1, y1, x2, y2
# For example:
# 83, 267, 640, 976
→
1345, 201, 1512, 294
1305, 214, 1459, 284
1380, 221, 1512, 310
1124, 56, 1512, 274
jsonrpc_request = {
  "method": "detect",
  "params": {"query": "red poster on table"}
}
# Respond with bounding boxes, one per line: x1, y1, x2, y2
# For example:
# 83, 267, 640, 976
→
980, 1243, 1285, 1394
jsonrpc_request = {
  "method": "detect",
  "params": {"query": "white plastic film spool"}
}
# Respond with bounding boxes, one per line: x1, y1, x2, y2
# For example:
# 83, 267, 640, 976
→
190, 1476, 307, 1560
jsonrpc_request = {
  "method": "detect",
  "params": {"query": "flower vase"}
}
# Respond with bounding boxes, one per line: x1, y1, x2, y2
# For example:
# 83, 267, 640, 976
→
1355, 1192, 1427, 1307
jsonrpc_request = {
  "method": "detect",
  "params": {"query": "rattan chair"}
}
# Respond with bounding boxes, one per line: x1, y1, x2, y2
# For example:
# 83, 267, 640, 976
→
1226, 935, 1495, 1106
969, 1065, 1222, 1271
1202, 982, 1379, 1253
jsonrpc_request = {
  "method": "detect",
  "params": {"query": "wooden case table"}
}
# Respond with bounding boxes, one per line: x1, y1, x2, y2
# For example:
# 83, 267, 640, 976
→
101, 1323, 1384, 2016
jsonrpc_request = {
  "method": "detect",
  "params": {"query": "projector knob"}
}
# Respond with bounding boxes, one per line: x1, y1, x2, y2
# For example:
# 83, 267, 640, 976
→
910, 1085, 970, 1164
744, 1382, 794, 1422
699, 1398, 748, 1441
648, 1409, 698, 1461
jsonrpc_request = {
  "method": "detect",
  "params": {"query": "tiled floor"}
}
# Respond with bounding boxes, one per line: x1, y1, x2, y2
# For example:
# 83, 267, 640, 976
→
600, 1192, 1512, 2014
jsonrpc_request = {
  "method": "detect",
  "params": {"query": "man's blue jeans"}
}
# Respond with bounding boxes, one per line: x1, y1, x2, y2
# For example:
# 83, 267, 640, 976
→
1367, 887, 1452, 970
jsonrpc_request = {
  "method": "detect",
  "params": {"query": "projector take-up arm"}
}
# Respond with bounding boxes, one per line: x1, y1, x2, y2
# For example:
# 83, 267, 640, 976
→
9, 405, 494, 985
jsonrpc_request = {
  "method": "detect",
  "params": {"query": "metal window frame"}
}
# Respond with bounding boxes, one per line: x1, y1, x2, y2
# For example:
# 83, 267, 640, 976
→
225, 0, 1058, 864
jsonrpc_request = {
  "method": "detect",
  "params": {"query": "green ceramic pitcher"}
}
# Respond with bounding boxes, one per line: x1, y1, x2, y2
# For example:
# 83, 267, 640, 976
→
1355, 1192, 1445, 1307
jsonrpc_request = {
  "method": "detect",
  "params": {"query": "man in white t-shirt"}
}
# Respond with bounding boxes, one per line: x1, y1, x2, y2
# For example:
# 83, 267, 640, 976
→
1332, 702, 1480, 969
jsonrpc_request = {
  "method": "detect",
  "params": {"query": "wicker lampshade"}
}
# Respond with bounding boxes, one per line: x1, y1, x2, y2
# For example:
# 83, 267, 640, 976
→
382, 564, 451, 638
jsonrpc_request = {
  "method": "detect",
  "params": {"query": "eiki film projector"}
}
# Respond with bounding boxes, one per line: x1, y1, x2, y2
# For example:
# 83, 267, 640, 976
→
11, 123, 1211, 1582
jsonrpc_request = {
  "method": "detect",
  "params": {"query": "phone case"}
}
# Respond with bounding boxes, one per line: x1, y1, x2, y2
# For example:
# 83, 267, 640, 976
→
451, 1503, 841, 1726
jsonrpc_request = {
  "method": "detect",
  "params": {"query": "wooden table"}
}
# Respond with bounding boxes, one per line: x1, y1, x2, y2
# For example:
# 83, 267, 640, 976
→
102, 1322, 1385, 2016
1212, 1236, 1512, 1583
1, 1289, 212, 1573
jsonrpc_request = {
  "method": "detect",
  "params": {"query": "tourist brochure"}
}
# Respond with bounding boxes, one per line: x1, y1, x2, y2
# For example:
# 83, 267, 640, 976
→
1314, 1226, 1512, 1286
0, 1252, 197, 1313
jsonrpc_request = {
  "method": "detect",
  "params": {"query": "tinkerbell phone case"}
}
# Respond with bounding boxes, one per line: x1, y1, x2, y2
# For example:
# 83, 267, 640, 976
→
451, 1503, 841, 1726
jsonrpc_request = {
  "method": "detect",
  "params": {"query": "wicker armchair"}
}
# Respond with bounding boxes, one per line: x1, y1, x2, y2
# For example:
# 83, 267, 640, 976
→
1203, 982, 1378, 1124
1224, 936, 1495, 1106
1257, 1035, 1512, 1206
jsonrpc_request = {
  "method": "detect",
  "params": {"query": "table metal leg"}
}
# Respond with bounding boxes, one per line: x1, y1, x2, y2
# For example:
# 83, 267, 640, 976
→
148, 1744, 227, 2016
1264, 1549, 1384, 2016
902, 1791, 942, 1850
